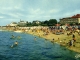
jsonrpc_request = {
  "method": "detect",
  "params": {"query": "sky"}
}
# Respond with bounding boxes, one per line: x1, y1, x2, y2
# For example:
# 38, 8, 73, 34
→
0, 0, 80, 26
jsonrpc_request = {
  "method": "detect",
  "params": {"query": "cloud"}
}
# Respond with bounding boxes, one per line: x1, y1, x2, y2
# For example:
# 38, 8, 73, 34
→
49, 9, 59, 13
0, 0, 80, 26
8, 13, 19, 18
28, 8, 44, 15
60, 10, 80, 18
0, 16, 4, 18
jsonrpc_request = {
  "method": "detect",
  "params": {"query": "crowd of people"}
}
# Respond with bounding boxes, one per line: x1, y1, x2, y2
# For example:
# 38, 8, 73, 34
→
4, 25, 80, 49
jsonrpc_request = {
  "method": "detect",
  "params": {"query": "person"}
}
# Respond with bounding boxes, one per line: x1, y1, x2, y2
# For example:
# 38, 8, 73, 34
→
72, 34, 75, 38
58, 38, 59, 40
71, 40, 74, 46
11, 41, 18, 48
69, 40, 72, 46
69, 40, 74, 47
73, 38, 76, 42
53, 38, 54, 41
17, 36, 21, 39
12, 35, 15, 37
51, 38, 54, 43
10, 35, 15, 39
34, 37, 36, 40
15, 41, 18, 45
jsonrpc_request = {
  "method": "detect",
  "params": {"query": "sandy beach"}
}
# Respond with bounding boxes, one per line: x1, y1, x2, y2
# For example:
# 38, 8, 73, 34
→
2, 26, 80, 53
26, 29, 80, 53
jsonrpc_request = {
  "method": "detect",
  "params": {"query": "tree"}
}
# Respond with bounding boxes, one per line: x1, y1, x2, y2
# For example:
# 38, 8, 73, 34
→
44, 20, 49, 25
31, 21, 41, 26
27, 22, 32, 27
48, 19, 57, 26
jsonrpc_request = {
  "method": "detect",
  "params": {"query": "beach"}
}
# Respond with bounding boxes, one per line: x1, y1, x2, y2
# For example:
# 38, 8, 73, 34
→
0, 31, 78, 60
25, 28, 80, 53
1, 26, 80, 53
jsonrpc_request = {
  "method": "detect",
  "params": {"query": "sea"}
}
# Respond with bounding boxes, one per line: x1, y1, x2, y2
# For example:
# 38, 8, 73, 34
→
0, 31, 80, 60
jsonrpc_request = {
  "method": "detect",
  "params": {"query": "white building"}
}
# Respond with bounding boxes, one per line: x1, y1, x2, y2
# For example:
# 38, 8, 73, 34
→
7, 22, 17, 26
18, 20, 28, 26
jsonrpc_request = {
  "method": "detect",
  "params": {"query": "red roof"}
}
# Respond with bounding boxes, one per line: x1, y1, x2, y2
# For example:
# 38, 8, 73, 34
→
72, 14, 80, 18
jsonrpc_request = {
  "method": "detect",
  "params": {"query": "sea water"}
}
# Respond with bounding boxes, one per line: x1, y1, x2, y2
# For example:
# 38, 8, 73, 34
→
0, 31, 80, 60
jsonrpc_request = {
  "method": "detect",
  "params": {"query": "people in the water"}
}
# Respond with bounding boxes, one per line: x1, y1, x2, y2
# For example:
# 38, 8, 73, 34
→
15, 41, 18, 45
11, 35, 15, 39
34, 37, 36, 40
11, 41, 18, 48
11, 35, 21, 40
17, 36, 21, 39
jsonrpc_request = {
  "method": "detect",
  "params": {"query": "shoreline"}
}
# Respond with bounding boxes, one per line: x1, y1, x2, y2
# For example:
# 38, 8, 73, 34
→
0, 28, 80, 53
26, 30, 80, 53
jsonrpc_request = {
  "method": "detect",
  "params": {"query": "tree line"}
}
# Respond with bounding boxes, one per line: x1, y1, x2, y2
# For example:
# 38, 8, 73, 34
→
18, 19, 58, 27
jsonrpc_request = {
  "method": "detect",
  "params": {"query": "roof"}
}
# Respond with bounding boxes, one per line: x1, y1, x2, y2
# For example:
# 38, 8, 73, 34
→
72, 14, 80, 18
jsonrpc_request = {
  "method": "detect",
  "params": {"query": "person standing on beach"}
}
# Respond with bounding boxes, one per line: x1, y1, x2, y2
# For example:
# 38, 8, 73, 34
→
72, 34, 75, 38
69, 40, 74, 47
72, 34, 76, 42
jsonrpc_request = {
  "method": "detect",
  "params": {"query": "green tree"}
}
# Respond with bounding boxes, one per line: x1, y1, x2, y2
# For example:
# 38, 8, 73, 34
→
48, 19, 57, 26
44, 20, 49, 25
27, 22, 32, 27
40, 21, 47, 26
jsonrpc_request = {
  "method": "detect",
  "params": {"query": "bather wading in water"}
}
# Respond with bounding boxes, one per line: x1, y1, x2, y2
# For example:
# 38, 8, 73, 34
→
10, 35, 15, 39
11, 41, 18, 48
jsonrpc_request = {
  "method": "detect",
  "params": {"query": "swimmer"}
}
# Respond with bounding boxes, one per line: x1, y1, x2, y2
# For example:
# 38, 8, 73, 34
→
15, 41, 18, 45
34, 37, 36, 40
10, 35, 15, 39
17, 36, 21, 39
12, 35, 15, 37
10, 41, 18, 48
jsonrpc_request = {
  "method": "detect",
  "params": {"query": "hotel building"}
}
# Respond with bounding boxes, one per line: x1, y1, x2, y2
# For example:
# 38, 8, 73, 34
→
60, 14, 80, 24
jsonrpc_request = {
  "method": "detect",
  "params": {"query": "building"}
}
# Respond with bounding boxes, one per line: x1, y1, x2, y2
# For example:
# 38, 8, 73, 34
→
60, 14, 80, 24
35, 20, 40, 24
18, 20, 28, 27
32, 20, 41, 25
7, 22, 17, 26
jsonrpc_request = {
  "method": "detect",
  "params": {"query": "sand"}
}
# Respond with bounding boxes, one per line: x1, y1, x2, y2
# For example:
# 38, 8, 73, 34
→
4, 26, 80, 53
26, 29, 80, 53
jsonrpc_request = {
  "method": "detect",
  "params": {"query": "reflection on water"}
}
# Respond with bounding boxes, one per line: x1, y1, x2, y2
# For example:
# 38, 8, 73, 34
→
0, 31, 80, 60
